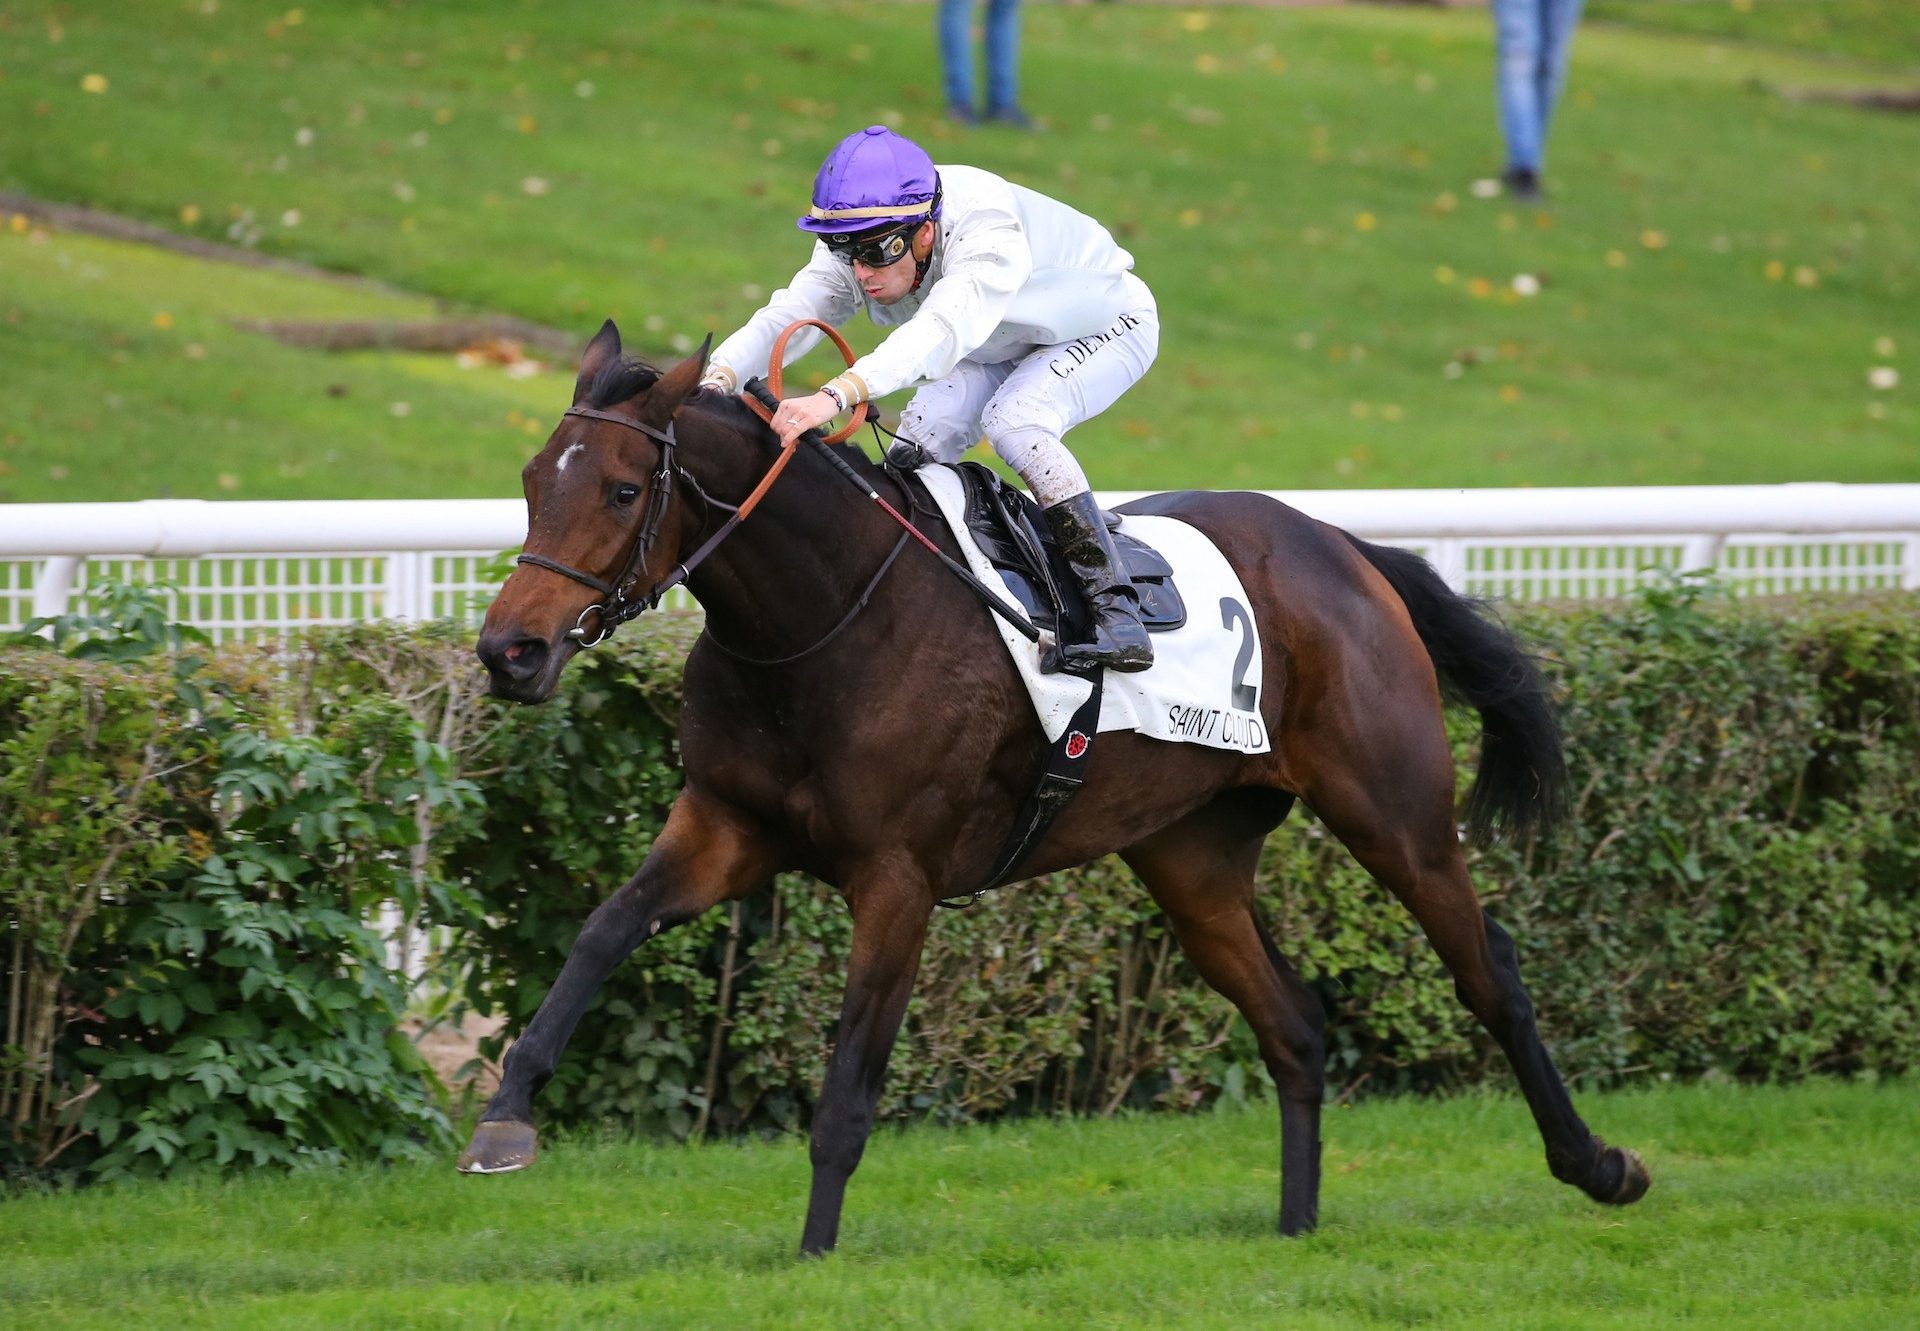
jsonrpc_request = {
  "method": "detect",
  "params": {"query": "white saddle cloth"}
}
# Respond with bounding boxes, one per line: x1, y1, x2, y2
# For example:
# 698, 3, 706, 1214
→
919, 467, 1271, 756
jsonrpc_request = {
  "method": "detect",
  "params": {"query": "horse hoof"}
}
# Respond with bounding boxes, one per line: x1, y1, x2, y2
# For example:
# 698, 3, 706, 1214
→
1597, 1146, 1651, 1206
457, 1120, 538, 1175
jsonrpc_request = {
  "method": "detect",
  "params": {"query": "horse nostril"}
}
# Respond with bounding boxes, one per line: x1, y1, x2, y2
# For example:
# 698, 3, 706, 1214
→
478, 633, 548, 682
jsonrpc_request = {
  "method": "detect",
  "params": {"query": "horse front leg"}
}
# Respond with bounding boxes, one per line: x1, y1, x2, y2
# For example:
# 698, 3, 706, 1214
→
457, 789, 776, 1174
799, 870, 935, 1256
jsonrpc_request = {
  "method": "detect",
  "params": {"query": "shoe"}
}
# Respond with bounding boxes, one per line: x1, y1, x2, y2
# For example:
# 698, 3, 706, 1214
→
984, 104, 1034, 130
1501, 166, 1542, 202
1043, 493, 1153, 673
946, 103, 977, 126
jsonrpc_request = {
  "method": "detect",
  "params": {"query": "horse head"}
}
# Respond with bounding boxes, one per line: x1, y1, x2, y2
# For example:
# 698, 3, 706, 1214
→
476, 319, 709, 702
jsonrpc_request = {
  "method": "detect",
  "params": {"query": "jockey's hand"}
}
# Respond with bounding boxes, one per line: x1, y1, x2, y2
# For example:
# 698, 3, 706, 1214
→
769, 391, 840, 446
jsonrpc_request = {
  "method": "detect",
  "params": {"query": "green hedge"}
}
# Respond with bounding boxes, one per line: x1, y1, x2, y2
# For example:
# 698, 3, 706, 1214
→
5, 582, 1917, 1178
1, 610, 474, 1181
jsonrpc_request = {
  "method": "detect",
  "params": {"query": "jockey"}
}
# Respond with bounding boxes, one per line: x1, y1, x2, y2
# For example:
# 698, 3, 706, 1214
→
702, 124, 1158, 673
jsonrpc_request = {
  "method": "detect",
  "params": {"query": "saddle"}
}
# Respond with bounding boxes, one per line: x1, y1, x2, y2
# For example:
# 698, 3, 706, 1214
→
937, 461, 1187, 643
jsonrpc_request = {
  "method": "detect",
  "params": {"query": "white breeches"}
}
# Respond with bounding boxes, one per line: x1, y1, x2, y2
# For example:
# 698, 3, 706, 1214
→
895, 293, 1160, 508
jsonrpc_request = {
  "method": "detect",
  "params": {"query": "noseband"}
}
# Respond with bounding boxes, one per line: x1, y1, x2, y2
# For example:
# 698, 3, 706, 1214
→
514, 405, 702, 647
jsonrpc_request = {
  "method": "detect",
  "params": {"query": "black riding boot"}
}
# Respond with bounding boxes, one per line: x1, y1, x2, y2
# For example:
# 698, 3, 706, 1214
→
1043, 492, 1154, 673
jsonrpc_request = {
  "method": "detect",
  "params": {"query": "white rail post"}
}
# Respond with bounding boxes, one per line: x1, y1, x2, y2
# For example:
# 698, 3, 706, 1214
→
1680, 535, 1724, 576
407, 550, 435, 622
31, 556, 81, 634
1903, 534, 1920, 591
386, 551, 424, 622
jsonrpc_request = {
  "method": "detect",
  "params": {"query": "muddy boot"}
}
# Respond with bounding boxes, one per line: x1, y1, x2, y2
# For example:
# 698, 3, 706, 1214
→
1044, 492, 1154, 673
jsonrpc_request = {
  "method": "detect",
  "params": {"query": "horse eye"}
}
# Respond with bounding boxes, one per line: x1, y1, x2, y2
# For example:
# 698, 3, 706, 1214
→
612, 483, 641, 507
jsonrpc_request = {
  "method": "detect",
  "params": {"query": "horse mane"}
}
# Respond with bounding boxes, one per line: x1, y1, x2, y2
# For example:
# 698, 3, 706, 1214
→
591, 359, 871, 466
691, 384, 874, 465
691, 383, 770, 431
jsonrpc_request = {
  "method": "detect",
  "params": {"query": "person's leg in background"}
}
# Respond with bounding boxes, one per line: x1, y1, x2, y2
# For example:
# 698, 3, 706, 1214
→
1534, 0, 1586, 173
983, 0, 1030, 129
938, 0, 977, 125
1491, 0, 1546, 199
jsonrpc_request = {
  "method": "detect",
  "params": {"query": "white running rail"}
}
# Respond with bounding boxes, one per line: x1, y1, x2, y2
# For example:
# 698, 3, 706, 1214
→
3, 484, 1916, 640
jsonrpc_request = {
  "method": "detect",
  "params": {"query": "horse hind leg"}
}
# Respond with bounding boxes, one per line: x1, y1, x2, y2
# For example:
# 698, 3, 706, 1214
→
1121, 790, 1328, 1236
1302, 724, 1651, 1208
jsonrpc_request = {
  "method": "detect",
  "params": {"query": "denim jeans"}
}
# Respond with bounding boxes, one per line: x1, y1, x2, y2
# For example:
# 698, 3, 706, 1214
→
938, 0, 1022, 114
1492, 0, 1584, 173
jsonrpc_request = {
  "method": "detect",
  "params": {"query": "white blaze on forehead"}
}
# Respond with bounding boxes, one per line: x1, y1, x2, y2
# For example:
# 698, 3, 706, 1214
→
554, 441, 586, 473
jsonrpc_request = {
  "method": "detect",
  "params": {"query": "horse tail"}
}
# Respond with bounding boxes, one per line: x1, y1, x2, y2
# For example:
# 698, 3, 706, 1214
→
1340, 532, 1567, 841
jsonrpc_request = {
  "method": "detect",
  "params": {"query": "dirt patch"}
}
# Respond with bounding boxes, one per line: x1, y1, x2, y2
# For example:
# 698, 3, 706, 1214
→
1773, 84, 1920, 114
0, 191, 588, 361
1, 190, 423, 297
237, 316, 578, 362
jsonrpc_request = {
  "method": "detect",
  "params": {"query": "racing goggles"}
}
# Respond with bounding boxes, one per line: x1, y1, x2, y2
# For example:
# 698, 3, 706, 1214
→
823, 220, 920, 269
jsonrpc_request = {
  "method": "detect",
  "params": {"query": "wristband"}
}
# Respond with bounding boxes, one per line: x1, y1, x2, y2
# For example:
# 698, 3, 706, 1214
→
825, 373, 868, 408
820, 382, 848, 414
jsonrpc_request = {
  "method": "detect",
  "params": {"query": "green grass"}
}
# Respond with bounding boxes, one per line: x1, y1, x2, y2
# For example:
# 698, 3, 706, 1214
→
2, 1080, 1915, 1329
1591, 0, 1920, 71
1, 0, 1915, 502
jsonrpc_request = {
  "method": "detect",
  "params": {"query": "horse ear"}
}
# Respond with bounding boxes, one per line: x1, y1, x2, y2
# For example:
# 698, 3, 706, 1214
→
646, 333, 712, 418
572, 319, 623, 404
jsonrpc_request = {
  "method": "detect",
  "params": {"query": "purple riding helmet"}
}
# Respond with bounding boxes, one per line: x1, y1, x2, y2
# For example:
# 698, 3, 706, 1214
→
799, 126, 943, 280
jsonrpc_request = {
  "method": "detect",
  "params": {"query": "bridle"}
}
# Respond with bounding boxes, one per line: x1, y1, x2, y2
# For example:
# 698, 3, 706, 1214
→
512, 404, 716, 647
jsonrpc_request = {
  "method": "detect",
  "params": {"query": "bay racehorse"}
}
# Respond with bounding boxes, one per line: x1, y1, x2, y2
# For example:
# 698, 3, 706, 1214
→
464, 320, 1650, 1254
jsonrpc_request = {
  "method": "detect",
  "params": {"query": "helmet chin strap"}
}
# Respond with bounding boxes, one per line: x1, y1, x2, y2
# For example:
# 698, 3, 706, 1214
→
908, 221, 936, 294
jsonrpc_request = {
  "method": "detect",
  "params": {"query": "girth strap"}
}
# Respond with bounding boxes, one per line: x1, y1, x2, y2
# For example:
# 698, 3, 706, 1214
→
939, 668, 1106, 909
